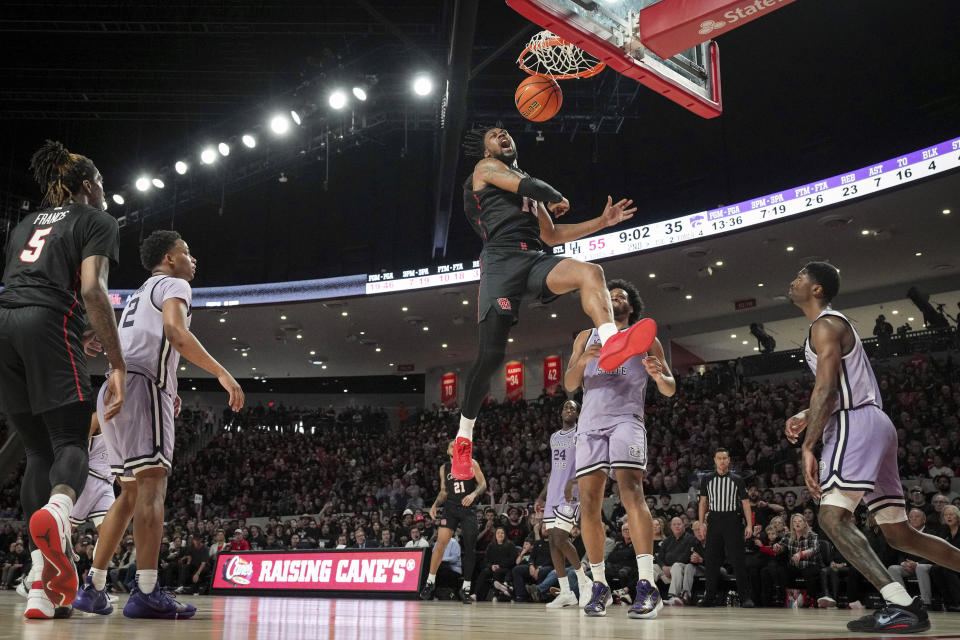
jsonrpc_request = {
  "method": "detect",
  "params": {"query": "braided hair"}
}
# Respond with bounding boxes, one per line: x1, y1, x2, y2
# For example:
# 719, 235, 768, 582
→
29, 140, 98, 208
607, 278, 644, 326
461, 121, 503, 159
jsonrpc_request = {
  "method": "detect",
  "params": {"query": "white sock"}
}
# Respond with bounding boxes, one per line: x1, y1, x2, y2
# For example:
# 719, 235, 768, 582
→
48, 493, 74, 517
91, 567, 108, 591
636, 554, 655, 584
427, 573, 436, 585
574, 567, 588, 584
590, 562, 606, 586
457, 415, 475, 441
30, 549, 43, 579
880, 582, 913, 607
559, 574, 571, 595
597, 323, 618, 346
462, 580, 471, 592
137, 569, 158, 594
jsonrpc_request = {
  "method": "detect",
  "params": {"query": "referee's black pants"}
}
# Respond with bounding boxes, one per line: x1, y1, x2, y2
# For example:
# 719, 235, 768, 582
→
704, 512, 749, 601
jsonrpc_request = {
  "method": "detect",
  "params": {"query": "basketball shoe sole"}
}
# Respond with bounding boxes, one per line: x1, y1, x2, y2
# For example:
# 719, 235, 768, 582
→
29, 505, 77, 607
597, 318, 657, 372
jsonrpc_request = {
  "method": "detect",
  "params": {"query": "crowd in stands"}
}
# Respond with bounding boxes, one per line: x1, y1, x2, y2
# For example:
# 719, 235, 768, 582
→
0, 352, 958, 605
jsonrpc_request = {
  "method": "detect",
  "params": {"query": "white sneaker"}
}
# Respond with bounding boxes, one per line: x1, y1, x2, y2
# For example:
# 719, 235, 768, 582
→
847, 600, 865, 610
817, 596, 836, 609
107, 593, 119, 603
578, 580, 593, 608
17, 564, 42, 599
493, 581, 511, 598
24, 581, 71, 619
668, 596, 684, 606
547, 592, 578, 609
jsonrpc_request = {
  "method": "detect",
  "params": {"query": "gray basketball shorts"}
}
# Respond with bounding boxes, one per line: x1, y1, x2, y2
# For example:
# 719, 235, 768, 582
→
819, 404, 904, 514
98, 372, 175, 479
575, 421, 648, 478
69, 476, 115, 526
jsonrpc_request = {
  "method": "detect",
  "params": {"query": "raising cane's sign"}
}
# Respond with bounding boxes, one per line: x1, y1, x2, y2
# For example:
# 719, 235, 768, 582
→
213, 549, 428, 597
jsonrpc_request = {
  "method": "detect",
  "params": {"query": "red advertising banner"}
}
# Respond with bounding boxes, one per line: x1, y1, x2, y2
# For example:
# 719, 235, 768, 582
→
543, 355, 562, 396
638, 0, 798, 59
441, 372, 457, 408
505, 360, 524, 402
212, 549, 427, 595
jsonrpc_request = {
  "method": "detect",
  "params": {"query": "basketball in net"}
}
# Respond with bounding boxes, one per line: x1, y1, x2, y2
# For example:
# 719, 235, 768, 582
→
515, 75, 562, 122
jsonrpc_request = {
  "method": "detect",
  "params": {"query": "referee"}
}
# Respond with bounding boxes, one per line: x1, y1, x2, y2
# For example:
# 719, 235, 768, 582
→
697, 448, 754, 608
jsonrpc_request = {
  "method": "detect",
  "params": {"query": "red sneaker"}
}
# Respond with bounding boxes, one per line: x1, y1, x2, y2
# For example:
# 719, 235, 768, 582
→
29, 505, 77, 607
597, 318, 657, 372
451, 437, 475, 480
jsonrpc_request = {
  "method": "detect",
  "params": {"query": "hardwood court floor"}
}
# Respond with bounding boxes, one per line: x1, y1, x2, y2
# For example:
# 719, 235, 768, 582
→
4, 592, 960, 640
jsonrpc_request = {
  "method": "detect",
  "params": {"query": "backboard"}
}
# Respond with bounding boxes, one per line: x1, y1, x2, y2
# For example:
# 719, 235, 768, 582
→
505, 0, 722, 118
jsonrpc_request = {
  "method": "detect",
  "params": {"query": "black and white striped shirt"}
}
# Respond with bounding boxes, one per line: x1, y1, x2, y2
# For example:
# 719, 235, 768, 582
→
699, 471, 747, 513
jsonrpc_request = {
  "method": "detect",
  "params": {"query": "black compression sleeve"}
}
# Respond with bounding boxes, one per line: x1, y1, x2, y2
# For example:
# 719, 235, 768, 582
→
517, 177, 563, 204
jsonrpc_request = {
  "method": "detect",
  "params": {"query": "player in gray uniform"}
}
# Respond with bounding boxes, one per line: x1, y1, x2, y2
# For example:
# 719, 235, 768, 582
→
73, 231, 244, 619
535, 400, 591, 609
786, 262, 960, 634
69, 416, 115, 530
565, 279, 675, 618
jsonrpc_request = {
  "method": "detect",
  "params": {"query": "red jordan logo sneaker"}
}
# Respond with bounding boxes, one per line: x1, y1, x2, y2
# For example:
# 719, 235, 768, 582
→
451, 437, 475, 480
597, 318, 657, 372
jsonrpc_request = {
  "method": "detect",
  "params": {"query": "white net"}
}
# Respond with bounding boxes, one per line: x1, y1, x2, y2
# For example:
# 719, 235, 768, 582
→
517, 30, 605, 79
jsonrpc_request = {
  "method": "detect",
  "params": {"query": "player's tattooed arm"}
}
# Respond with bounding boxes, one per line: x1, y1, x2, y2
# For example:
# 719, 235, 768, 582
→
472, 460, 487, 499
803, 318, 845, 449
475, 158, 524, 191
80, 254, 125, 372
563, 329, 597, 392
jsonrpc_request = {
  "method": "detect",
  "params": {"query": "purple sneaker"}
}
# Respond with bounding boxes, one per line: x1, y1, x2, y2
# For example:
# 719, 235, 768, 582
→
123, 577, 196, 619
628, 580, 663, 619
72, 573, 113, 615
584, 581, 612, 617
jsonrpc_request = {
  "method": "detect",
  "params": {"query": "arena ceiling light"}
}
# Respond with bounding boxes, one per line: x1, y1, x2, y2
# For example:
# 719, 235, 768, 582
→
412, 74, 433, 96
270, 113, 291, 135
218, 142, 230, 157
328, 90, 348, 110
241, 134, 256, 149
174, 161, 188, 175
290, 110, 302, 126
111, 194, 125, 205
352, 86, 367, 101
200, 147, 217, 164
135, 176, 151, 192
151, 178, 165, 189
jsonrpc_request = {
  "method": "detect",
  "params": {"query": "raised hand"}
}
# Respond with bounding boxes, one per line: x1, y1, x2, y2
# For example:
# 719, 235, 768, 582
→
601, 196, 636, 227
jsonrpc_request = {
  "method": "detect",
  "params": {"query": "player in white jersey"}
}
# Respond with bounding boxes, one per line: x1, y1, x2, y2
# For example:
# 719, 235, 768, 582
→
565, 279, 675, 618
786, 262, 960, 634
73, 231, 244, 619
535, 400, 591, 608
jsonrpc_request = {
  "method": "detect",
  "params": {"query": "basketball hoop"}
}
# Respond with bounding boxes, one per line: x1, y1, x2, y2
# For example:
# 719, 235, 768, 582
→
517, 30, 605, 80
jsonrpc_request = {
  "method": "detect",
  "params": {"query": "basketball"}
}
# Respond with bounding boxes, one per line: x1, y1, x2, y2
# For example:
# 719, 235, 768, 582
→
515, 75, 562, 122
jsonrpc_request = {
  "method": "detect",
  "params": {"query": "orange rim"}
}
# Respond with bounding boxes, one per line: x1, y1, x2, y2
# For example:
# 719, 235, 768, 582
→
517, 38, 606, 80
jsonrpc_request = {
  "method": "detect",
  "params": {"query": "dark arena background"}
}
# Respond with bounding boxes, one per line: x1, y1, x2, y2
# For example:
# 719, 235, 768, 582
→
1, 1, 959, 638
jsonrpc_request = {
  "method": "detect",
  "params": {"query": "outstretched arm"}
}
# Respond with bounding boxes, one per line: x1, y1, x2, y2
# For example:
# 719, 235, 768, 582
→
163, 298, 244, 412
537, 197, 636, 246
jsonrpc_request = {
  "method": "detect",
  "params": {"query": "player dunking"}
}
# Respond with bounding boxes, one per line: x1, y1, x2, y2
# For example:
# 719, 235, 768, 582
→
786, 262, 960, 633
453, 127, 656, 480
535, 399, 591, 608
0, 141, 125, 619
565, 279, 675, 618
420, 440, 487, 603
73, 230, 244, 619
